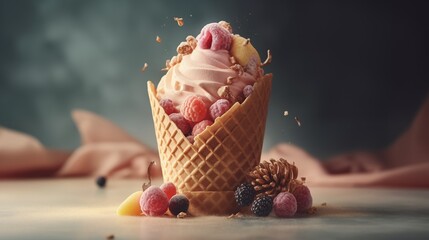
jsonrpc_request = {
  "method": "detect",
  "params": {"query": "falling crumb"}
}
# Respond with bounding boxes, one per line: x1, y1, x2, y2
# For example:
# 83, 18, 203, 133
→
301, 177, 306, 182
177, 212, 187, 218
156, 36, 162, 43
283, 111, 289, 116
174, 17, 184, 27
261, 49, 272, 67
294, 116, 302, 127
321, 202, 327, 207
140, 63, 148, 73
106, 234, 114, 240
242, 38, 250, 46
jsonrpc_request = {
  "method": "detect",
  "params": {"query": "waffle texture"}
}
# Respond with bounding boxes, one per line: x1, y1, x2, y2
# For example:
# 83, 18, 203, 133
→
147, 74, 272, 215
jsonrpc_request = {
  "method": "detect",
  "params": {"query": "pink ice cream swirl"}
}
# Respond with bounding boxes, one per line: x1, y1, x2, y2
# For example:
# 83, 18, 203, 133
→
156, 47, 257, 107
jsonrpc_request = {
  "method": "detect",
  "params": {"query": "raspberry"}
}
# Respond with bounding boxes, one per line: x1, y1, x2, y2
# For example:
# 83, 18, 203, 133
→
292, 184, 313, 213
186, 135, 195, 144
251, 195, 273, 217
192, 120, 213, 137
160, 182, 177, 201
243, 85, 254, 99
169, 113, 191, 135
159, 98, 177, 115
196, 23, 232, 50
234, 183, 255, 207
169, 194, 190, 216
180, 95, 208, 123
209, 99, 231, 120
139, 186, 169, 216
95, 176, 107, 188
273, 192, 297, 218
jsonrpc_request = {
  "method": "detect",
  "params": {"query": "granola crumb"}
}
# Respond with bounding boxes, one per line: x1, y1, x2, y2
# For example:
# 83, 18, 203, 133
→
106, 234, 114, 240
177, 212, 187, 218
301, 177, 306, 182
230, 64, 244, 76
261, 49, 272, 67
321, 202, 327, 207
174, 17, 184, 27
156, 36, 162, 43
283, 111, 289, 116
226, 76, 235, 85
227, 212, 243, 219
294, 116, 302, 127
308, 207, 318, 214
140, 63, 148, 73
218, 21, 233, 33
177, 41, 193, 55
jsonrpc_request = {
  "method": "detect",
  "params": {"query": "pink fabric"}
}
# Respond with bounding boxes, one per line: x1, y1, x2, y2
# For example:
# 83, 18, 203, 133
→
1, 97, 428, 188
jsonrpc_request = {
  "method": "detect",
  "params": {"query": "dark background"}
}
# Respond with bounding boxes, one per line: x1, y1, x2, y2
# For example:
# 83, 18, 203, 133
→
1, 0, 428, 159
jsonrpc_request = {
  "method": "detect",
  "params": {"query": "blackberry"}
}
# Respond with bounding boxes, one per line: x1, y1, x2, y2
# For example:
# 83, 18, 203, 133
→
234, 183, 255, 207
169, 194, 190, 216
251, 195, 273, 217
96, 176, 107, 188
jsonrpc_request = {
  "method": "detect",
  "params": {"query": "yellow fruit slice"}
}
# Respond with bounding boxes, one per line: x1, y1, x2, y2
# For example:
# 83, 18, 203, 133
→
230, 35, 261, 67
116, 191, 143, 216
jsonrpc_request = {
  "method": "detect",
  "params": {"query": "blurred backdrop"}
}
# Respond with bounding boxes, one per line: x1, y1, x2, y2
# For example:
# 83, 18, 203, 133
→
0, 0, 428, 159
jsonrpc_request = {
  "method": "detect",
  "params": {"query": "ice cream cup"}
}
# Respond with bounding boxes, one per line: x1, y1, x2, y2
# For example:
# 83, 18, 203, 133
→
147, 73, 272, 216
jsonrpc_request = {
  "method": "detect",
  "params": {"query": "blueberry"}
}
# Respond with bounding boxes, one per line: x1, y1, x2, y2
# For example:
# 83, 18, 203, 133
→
96, 176, 107, 188
169, 194, 189, 216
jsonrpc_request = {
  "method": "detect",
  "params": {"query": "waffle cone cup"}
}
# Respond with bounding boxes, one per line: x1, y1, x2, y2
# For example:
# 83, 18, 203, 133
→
147, 74, 272, 216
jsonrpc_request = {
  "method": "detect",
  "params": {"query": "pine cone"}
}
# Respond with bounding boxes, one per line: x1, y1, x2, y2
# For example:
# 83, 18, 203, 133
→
248, 158, 298, 198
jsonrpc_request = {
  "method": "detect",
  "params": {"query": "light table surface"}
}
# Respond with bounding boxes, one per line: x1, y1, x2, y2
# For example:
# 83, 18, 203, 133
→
1, 178, 428, 240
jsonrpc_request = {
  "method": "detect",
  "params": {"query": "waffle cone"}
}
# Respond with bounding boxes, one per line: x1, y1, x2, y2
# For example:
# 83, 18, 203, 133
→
147, 74, 272, 215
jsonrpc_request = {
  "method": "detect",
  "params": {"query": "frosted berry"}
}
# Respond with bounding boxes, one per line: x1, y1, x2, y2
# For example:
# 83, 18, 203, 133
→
95, 176, 107, 188
169, 113, 191, 135
251, 195, 273, 217
234, 183, 256, 207
180, 95, 208, 123
169, 194, 190, 216
273, 192, 297, 217
292, 184, 313, 213
160, 99, 177, 115
209, 99, 231, 120
186, 135, 195, 144
196, 23, 232, 50
243, 85, 254, 98
139, 186, 169, 216
160, 182, 177, 201
192, 120, 213, 136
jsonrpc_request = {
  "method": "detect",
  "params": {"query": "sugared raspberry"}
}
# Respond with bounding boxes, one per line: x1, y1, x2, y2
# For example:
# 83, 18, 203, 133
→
169, 113, 191, 135
209, 99, 231, 120
180, 95, 208, 123
186, 135, 195, 144
196, 23, 232, 50
169, 194, 190, 216
139, 186, 169, 216
273, 192, 297, 218
160, 182, 177, 201
292, 184, 313, 213
243, 85, 254, 98
159, 98, 177, 115
192, 120, 213, 136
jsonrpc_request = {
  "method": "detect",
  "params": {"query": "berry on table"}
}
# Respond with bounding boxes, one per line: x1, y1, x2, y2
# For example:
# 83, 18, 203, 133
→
234, 182, 256, 207
139, 186, 169, 216
169, 194, 190, 216
180, 95, 208, 123
251, 195, 273, 217
96, 176, 107, 188
209, 99, 231, 120
160, 99, 177, 115
169, 113, 191, 135
192, 120, 213, 137
160, 182, 177, 200
273, 192, 297, 217
292, 184, 313, 213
